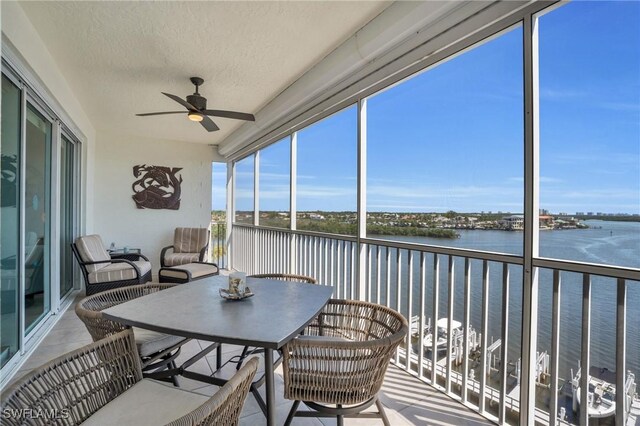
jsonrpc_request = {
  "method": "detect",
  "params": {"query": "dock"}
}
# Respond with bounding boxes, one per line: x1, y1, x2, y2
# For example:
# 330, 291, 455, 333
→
397, 347, 639, 426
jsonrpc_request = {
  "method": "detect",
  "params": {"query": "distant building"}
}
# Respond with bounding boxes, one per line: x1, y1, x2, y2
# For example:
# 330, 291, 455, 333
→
576, 212, 584, 215
539, 215, 554, 229
499, 215, 524, 231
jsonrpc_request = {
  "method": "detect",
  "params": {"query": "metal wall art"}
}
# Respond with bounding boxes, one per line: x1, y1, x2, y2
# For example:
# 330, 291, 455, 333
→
132, 164, 182, 210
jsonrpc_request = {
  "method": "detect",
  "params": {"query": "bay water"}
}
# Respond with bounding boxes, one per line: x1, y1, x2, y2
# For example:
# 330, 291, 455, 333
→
371, 220, 640, 386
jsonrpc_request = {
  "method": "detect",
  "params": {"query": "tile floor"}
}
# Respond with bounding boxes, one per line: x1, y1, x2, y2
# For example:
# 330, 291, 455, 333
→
5, 294, 493, 426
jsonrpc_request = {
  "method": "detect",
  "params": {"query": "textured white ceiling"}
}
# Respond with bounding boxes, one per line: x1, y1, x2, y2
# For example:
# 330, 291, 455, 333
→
19, 1, 390, 145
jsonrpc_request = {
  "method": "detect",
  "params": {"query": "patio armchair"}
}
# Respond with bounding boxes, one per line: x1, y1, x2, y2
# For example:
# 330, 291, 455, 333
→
1, 329, 258, 426
282, 299, 408, 426
235, 273, 317, 370
161, 227, 210, 267
75, 282, 191, 385
72, 234, 151, 295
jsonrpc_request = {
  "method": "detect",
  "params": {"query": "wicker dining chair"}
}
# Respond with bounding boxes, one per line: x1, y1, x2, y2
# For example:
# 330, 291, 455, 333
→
249, 273, 317, 284
1, 329, 258, 426
282, 299, 408, 426
75, 282, 191, 385
234, 273, 318, 371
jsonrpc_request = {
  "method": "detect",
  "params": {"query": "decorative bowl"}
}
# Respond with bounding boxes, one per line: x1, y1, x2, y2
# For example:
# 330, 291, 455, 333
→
219, 287, 254, 301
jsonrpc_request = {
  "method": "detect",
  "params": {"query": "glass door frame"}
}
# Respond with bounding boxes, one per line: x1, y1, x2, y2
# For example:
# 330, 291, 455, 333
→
1, 68, 24, 371
0, 60, 83, 383
58, 128, 81, 301
23, 92, 55, 341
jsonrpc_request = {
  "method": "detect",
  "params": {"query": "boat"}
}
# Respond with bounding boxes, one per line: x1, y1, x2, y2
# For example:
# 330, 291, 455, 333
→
423, 318, 462, 352
571, 365, 637, 419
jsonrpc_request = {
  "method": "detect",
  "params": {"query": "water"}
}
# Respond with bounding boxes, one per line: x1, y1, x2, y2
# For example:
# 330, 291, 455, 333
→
371, 220, 640, 387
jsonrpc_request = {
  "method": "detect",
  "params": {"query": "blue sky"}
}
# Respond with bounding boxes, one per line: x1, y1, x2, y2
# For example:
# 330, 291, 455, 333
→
215, 1, 639, 215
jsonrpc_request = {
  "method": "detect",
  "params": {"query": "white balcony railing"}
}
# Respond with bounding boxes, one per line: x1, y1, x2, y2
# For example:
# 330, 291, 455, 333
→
230, 223, 639, 425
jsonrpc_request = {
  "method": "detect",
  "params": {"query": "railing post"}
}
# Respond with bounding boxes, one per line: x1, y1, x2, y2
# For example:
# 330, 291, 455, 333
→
356, 98, 367, 300
580, 274, 591, 426
615, 278, 627, 424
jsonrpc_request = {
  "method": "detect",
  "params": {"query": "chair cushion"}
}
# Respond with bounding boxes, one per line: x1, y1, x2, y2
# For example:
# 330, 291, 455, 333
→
88, 260, 151, 284
174, 227, 208, 254
164, 252, 200, 267
76, 235, 111, 273
82, 378, 208, 426
159, 263, 219, 281
133, 327, 186, 357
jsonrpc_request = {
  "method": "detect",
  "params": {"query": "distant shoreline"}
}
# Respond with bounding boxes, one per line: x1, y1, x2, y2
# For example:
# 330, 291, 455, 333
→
211, 211, 639, 238
212, 210, 639, 223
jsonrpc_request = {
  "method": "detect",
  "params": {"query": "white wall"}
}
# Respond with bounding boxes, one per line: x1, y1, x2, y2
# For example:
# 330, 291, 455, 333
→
93, 130, 217, 274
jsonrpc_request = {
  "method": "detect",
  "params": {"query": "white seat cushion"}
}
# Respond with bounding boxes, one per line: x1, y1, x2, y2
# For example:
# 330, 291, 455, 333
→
174, 227, 208, 253
159, 263, 218, 281
164, 252, 200, 267
76, 235, 111, 273
82, 379, 208, 426
133, 327, 186, 357
88, 260, 151, 284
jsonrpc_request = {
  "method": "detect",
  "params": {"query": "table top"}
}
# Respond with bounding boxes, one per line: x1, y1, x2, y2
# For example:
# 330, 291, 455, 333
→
102, 275, 334, 349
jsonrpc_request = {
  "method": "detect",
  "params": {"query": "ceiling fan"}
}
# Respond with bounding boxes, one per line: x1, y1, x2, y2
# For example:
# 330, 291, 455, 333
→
136, 77, 255, 132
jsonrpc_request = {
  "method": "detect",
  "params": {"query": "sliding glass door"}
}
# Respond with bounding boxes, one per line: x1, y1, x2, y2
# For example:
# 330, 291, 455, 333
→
24, 102, 52, 334
59, 134, 76, 298
1, 65, 81, 375
1, 74, 21, 368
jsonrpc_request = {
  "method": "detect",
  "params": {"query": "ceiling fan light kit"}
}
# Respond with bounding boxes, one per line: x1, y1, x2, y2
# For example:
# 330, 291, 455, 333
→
188, 111, 204, 122
136, 77, 255, 132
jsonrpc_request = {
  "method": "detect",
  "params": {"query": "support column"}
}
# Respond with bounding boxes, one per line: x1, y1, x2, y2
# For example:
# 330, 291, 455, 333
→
226, 161, 234, 269
356, 98, 367, 300
290, 133, 297, 275
520, 12, 540, 425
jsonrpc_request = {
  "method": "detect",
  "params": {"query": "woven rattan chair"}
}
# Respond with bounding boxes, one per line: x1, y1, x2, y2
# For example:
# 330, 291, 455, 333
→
161, 227, 210, 267
75, 282, 190, 385
72, 234, 152, 295
1, 329, 258, 426
282, 299, 408, 426
234, 273, 317, 371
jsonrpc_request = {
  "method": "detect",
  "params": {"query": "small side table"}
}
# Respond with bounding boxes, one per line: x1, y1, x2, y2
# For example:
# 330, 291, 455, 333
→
109, 248, 142, 262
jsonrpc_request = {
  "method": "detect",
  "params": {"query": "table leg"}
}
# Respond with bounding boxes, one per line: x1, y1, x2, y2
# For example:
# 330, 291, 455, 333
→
216, 344, 222, 370
264, 348, 276, 426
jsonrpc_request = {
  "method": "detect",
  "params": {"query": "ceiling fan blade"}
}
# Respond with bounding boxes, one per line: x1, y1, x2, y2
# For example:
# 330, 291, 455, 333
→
202, 109, 255, 122
136, 111, 187, 117
162, 92, 198, 110
200, 115, 220, 132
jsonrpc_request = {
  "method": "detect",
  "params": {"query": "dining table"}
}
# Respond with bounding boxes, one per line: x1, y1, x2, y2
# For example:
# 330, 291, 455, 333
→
102, 274, 334, 426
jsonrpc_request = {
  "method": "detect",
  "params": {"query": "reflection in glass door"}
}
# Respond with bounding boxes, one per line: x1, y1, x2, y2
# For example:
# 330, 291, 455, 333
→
1, 74, 21, 368
59, 135, 75, 297
24, 103, 51, 333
